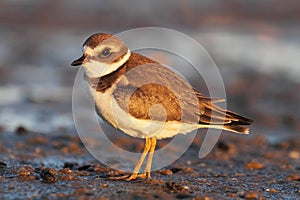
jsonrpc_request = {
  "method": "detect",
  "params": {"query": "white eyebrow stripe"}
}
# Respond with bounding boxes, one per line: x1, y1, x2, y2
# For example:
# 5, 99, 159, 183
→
84, 45, 122, 57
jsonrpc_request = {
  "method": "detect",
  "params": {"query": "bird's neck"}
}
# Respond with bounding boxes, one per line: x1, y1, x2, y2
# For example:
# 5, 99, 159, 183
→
86, 64, 127, 93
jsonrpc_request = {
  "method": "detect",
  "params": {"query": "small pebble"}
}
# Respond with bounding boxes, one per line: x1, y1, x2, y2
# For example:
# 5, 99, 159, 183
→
226, 193, 236, 197
266, 188, 277, 193
170, 167, 182, 173
165, 181, 184, 191
198, 163, 206, 167
238, 191, 245, 198
280, 164, 293, 169
40, 168, 57, 183
15, 126, 29, 135
245, 191, 258, 199
21, 175, 37, 181
78, 164, 92, 171
107, 170, 128, 177
158, 169, 173, 175
28, 137, 48, 144
57, 168, 72, 174
77, 171, 91, 176
288, 151, 299, 159
0, 161, 7, 168
235, 173, 245, 177
182, 185, 190, 190
183, 167, 192, 173
60, 175, 76, 181
287, 174, 300, 181
17, 166, 35, 176
34, 147, 42, 154
245, 161, 264, 170
63, 162, 78, 170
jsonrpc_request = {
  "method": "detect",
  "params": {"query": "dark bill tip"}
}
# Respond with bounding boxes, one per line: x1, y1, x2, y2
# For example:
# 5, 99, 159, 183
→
71, 55, 85, 66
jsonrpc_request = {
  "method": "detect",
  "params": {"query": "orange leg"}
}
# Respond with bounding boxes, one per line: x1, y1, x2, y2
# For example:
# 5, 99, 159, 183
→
125, 137, 152, 181
144, 138, 157, 179
107, 137, 152, 181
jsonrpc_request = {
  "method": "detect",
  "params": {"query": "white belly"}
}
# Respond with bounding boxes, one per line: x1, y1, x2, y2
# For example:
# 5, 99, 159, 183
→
91, 86, 200, 139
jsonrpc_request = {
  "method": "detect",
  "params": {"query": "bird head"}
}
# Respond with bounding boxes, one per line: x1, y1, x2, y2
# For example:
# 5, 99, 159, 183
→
71, 33, 131, 78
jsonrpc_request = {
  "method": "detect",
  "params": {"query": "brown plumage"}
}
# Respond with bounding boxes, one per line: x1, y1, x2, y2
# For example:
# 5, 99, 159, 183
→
83, 33, 113, 48
88, 52, 253, 134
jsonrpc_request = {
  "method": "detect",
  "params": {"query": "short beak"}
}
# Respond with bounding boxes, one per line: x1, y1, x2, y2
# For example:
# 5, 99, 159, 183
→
71, 55, 85, 66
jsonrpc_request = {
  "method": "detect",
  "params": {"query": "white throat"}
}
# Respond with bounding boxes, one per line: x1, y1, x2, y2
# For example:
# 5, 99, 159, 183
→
83, 50, 131, 78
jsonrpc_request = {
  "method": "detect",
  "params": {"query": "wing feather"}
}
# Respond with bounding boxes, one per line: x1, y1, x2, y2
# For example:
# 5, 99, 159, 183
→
111, 52, 252, 134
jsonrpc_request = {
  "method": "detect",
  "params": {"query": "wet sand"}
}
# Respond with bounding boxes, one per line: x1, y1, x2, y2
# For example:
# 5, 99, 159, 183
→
1, 129, 299, 199
1, 1, 300, 199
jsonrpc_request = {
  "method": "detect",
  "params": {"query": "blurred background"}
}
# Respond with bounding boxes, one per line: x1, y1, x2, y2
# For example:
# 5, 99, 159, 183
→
0, 0, 299, 140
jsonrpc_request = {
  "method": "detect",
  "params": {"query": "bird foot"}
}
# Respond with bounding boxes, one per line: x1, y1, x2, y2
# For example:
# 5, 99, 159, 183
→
106, 173, 151, 181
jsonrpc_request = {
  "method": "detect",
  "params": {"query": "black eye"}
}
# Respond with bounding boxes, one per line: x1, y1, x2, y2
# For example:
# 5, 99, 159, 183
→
101, 48, 111, 57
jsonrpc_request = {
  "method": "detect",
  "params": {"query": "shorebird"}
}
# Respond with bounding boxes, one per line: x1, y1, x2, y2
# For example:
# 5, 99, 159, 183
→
71, 33, 253, 181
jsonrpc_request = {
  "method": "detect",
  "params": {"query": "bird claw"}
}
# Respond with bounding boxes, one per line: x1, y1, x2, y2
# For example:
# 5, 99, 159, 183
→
106, 173, 151, 181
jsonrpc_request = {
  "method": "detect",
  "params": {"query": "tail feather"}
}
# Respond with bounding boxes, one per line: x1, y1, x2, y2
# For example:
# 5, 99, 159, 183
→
223, 124, 250, 134
198, 101, 253, 135
198, 124, 250, 134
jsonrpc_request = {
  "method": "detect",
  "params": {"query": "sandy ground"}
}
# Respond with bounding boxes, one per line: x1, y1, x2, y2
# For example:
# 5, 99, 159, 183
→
1, 1, 300, 199
0, 128, 299, 199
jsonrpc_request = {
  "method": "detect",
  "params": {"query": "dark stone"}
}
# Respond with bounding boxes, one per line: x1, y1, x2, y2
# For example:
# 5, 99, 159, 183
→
78, 165, 92, 171
63, 162, 78, 170
15, 126, 29, 135
40, 168, 57, 183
